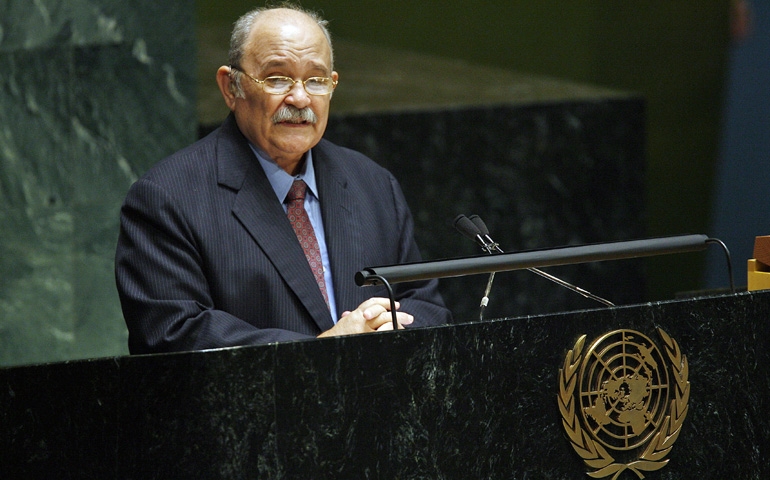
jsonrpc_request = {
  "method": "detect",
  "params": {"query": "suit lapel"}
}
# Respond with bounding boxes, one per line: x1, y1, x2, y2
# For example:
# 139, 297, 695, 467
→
216, 116, 335, 332
314, 142, 368, 314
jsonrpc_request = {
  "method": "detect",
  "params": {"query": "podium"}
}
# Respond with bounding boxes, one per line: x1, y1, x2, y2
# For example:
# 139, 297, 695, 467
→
2, 291, 769, 478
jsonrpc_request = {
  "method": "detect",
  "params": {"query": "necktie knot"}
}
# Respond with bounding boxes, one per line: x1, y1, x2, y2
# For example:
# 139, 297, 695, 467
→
287, 179, 307, 203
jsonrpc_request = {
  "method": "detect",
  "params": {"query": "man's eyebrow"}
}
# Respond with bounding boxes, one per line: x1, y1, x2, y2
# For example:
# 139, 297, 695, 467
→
260, 60, 289, 70
258, 59, 330, 74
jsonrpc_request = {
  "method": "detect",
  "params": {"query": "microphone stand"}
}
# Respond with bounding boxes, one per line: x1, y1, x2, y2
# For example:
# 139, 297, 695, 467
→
453, 215, 614, 318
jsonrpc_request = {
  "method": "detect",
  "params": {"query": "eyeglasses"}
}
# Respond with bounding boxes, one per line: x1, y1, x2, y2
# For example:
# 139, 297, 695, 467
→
230, 66, 337, 96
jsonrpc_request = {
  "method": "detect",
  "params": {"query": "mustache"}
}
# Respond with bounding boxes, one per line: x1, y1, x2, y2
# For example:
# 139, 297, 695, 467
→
271, 105, 318, 124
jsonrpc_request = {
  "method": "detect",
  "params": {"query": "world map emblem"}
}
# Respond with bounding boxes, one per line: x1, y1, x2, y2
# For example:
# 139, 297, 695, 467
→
558, 328, 690, 479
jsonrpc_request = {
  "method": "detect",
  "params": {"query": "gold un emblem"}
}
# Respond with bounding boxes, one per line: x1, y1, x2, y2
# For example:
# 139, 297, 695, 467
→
558, 329, 690, 479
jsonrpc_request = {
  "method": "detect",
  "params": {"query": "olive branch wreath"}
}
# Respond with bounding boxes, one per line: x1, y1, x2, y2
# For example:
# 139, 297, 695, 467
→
557, 328, 690, 479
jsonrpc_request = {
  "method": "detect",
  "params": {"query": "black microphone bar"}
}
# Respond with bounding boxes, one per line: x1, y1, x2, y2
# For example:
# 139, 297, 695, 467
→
355, 234, 711, 286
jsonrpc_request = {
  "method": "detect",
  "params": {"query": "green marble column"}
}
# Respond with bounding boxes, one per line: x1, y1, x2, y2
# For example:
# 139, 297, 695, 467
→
0, 0, 196, 366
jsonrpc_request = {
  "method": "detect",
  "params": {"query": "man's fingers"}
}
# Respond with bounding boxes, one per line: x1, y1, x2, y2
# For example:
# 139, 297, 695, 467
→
372, 312, 414, 331
330, 298, 410, 334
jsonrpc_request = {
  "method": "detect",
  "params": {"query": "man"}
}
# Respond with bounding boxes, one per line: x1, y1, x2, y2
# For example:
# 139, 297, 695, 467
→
115, 4, 451, 354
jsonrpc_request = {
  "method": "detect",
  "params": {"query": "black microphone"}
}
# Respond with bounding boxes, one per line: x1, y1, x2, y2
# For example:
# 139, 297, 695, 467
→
468, 215, 499, 253
454, 214, 615, 313
453, 215, 490, 251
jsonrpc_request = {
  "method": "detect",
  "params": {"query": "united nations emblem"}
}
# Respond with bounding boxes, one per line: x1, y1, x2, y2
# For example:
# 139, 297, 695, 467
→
558, 328, 690, 479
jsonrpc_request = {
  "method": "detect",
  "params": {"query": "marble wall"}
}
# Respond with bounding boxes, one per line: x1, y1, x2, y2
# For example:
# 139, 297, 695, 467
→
0, 1, 196, 366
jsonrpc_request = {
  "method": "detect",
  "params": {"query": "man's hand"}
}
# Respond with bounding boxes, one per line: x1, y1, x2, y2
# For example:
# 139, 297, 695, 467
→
317, 297, 414, 338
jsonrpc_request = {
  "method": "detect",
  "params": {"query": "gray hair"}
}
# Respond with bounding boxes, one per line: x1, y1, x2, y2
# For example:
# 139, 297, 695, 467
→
228, 3, 334, 98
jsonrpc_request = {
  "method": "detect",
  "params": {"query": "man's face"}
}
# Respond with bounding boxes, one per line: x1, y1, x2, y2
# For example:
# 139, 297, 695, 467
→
230, 11, 337, 172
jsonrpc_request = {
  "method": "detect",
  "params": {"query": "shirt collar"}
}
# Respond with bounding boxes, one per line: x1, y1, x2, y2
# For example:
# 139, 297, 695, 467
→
249, 144, 319, 203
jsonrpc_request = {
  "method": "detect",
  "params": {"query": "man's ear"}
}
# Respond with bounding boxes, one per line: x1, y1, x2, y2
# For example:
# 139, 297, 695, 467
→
216, 65, 237, 111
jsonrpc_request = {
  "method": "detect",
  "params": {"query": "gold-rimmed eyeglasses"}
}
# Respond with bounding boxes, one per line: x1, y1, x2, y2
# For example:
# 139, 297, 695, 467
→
230, 66, 337, 96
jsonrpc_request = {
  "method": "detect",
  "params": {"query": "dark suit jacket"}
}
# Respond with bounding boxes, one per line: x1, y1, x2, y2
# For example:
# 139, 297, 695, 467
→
115, 114, 451, 354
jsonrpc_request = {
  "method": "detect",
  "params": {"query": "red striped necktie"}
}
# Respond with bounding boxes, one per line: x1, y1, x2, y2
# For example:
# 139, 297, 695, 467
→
286, 179, 330, 309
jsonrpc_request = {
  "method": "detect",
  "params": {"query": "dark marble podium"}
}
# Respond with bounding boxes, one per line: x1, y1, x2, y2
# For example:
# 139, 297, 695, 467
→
2, 290, 768, 479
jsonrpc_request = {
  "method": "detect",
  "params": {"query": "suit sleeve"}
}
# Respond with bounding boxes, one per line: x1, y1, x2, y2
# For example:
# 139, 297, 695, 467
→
115, 178, 313, 354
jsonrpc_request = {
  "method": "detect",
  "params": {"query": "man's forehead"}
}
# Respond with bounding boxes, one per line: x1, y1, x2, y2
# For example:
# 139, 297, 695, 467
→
243, 22, 331, 71
250, 9, 322, 38
246, 12, 330, 53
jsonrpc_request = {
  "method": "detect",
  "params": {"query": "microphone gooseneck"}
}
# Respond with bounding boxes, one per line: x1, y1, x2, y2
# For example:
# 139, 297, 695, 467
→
453, 215, 497, 320
706, 237, 735, 293
453, 214, 615, 316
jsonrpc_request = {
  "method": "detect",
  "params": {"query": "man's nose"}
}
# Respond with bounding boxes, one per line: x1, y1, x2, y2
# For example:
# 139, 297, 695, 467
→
284, 81, 311, 108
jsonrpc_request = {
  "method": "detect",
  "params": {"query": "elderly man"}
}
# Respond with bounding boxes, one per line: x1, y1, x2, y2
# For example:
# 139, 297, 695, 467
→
115, 4, 451, 354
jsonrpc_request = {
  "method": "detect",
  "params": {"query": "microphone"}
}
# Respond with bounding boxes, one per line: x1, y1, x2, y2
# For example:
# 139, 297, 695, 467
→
453, 214, 615, 313
468, 215, 500, 253
454, 215, 494, 252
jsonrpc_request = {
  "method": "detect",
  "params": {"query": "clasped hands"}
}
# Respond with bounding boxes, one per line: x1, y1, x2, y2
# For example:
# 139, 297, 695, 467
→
317, 297, 413, 338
